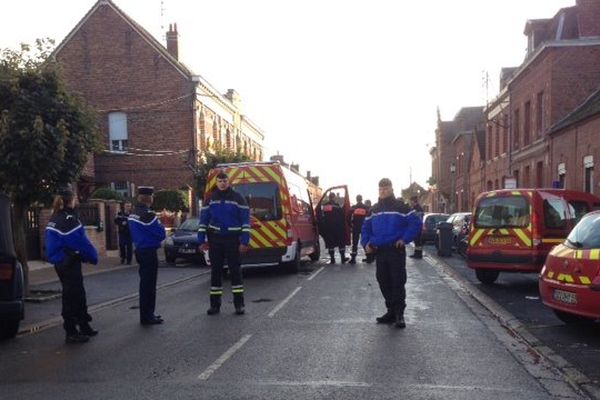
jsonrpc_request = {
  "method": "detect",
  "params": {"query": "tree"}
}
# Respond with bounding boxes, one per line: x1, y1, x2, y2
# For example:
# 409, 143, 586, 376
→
195, 148, 252, 198
153, 190, 189, 212
91, 187, 123, 201
0, 39, 100, 290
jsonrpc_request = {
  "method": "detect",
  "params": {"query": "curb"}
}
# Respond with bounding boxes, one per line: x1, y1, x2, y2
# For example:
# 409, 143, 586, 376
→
18, 269, 211, 337
424, 251, 600, 400
30, 263, 138, 287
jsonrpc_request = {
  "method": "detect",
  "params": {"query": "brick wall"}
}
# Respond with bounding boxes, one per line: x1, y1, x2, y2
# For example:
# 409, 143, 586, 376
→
577, 0, 600, 37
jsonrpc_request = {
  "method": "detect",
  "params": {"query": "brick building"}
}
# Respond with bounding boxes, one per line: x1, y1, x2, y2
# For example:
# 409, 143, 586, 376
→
52, 0, 264, 203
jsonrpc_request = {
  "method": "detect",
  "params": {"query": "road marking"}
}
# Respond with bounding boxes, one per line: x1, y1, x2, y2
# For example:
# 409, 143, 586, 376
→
267, 286, 302, 317
257, 380, 371, 388
198, 334, 252, 380
307, 266, 325, 281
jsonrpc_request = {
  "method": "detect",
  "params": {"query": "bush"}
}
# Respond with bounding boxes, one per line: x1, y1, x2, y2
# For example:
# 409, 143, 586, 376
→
91, 187, 123, 201
153, 190, 189, 212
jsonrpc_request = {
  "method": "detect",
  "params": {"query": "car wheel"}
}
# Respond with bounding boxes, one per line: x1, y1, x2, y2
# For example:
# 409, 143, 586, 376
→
309, 242, 320, 262
165, 253, 177, 264
553, 309, 595, 325
0, 317, 20, 340
282, 244, 301, 274
475, 269, 499, 285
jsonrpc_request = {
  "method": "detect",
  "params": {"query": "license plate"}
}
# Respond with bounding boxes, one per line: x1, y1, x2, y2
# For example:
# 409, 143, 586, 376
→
179, 248, 196, 254
487, 236, 513, 245
553, 289, 577, 305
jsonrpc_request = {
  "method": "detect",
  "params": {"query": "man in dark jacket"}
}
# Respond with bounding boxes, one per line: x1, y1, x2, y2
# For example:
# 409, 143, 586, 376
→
409, 196, 425, 259
361, 178, 421, 328
348, 194, 368, 264
128, 187, 166, 325
114, 201, 133, 264
198, 171, 250, 315
318, 192, 347, 264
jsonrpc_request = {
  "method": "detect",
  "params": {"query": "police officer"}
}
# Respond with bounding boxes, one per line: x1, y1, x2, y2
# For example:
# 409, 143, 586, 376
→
198, 171, 250, 315
409, 195, 425, 259
45, 186, 99, 344
318, 192, 348, 264
128, 187, 166, 325
114, 201, 133, 264
348, 194, 368, 264
361, 178, 421, 328
362, 199, 375, 264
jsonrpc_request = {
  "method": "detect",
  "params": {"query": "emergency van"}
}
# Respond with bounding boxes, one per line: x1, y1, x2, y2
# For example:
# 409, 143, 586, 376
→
203, 162, 349, 271
539, 210, 600, 324
467, 189, 600, 284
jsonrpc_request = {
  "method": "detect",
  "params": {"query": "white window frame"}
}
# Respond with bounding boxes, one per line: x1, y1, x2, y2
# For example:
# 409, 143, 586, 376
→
584, 156, 594, 193
108, 112, 128, 153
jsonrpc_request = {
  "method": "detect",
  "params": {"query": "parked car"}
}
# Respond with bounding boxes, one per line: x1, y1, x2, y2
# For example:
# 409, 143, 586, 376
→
421, 213, 450, 243
467, 188, 600, 285
539, 210, 600, 324
0, 193, 24, 340
164, 217, 206, 265
446, 212, 471, 250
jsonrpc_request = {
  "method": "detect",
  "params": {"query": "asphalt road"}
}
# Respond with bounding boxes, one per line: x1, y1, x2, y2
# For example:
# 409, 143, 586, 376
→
0, 254, 585, 399
429, 243, 600, 389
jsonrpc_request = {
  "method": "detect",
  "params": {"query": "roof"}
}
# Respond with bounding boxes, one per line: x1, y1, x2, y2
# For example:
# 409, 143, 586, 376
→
549, 86, 600, 134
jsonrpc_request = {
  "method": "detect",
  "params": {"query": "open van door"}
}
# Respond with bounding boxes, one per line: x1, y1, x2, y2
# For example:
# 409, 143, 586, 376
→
315, 186, 351, 245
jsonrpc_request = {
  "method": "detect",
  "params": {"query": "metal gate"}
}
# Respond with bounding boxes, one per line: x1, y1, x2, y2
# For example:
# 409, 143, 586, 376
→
26, 208, 41, 260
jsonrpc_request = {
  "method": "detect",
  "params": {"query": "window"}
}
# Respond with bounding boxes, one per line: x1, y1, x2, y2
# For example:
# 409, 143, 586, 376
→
513, 108, 520, 149
536, 91, 544, 137
584, 156, 594, 193
524, 165, 531, 188
536, 161, 543, 188
544, 199, 567, 229
503, 114, 508, 153
558, 162, 566, 189
112, 181, 129, 198
108, 112, 128, 152
513, 169, 520, 188
233, 182, 282, 221
495, 122, 500, 157
566, 213, 600, 249
568, 201, 589, 224
487, 124, 493, 160
524, 101, 531, 145
475, 196, 529, 228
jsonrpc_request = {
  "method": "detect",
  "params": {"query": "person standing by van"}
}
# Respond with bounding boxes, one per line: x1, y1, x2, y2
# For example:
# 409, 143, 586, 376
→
198, 171, 251, 315
348, 194, 368, 264
128, 187, 166, 325
45, 186, 99, 344
361, 178, 421, 328
114, 201, 133, 264
318, 192, 348, 264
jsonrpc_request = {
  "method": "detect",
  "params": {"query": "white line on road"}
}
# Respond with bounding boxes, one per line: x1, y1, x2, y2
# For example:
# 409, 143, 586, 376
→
267, 286, 302, 318
307, 266, 325, 281
257, 380, 371, 388
198, 334, 252, 380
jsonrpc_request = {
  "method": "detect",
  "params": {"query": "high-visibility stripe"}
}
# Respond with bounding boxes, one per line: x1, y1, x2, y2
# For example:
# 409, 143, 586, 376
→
258, 224, 279, 241
470, 229, 486, 246
252, 230, 273, 247
511, 191, 521, 196
249, 166, 270, 182
513, 229, 532, 247
580, 276, 592, 285
266, 221, 287, 239
557, 273, 575, 283
591, 249, 600, 260
576, 250, 584, 259
548, 271, 555, 279
541, 238, 563, 244
210, 290, 223, 295
249, 238, 259, 248
499, 229, 509, 235
486, 192, 496, 197
228, 227, 242, 231
262, 167, 282, 184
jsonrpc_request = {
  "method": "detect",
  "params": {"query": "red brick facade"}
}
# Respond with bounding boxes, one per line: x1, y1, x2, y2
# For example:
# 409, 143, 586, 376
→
53, 0, 264, 204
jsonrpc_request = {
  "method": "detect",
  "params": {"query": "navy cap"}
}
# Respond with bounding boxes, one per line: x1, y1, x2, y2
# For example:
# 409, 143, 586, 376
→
58, 185, 74, 197
378, 178, 392, 187
138, 186, 154, 196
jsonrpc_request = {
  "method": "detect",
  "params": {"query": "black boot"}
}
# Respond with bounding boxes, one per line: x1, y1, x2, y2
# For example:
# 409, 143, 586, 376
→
340, 249, 348, 264
376, 309, 395, 324
394, 310, 406, 329
328, 250, 336, 264
234, 293, 245, 315
79, 322, 98, 337
65, 331, 89, 344
349, 254, 356, 264
207, 295, 221, 315
409, 249, 423, 259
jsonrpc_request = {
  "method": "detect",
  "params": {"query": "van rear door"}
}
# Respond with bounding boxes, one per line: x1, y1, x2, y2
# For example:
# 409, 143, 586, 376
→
471, 193, 532, 251
315, 186, 351, 245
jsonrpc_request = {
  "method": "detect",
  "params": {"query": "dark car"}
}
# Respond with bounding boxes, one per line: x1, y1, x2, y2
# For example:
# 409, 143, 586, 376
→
0, 193, 24, 339
446, 212, 472, 250
164, 217, 206, 265
421, 213, 450, 243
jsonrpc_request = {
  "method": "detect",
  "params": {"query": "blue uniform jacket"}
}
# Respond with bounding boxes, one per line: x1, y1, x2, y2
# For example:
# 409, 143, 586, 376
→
128, 205, 166, 250
45, 208, 99, 265
361, 197, 422, 248
198, 187, 251, 245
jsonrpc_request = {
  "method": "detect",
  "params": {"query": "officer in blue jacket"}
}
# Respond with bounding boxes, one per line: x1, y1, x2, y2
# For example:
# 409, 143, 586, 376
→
198, 171, 250, 315
361, 178, 421, 328
128, 187, 166, 325
45, 187, 99, 344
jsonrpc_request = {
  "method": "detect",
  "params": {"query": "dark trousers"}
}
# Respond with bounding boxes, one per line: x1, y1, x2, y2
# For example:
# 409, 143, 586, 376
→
119, 235, 132, 263
135, 248, 159, 322
54, 259, 91, 334
208, 236, 244, 308
351, 227, 362, 256
375, 246, 407, 313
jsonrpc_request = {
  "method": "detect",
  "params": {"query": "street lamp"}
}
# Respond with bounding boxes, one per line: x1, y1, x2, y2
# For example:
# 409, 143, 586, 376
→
450, 163, 456, 213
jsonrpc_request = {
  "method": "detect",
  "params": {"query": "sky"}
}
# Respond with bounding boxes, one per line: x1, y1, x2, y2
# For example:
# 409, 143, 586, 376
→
0, 0, 575, 203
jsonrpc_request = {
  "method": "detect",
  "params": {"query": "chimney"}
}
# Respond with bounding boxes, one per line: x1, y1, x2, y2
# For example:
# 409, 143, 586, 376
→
225, 89, 243, 113
306, 171, 311, 180
577, 0, 600, 37
166, 23, 179, 60
290, 163, 300, 173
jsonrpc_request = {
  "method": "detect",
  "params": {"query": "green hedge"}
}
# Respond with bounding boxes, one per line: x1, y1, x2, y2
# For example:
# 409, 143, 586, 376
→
152, 190, 189, 212
90, 187, 123, 201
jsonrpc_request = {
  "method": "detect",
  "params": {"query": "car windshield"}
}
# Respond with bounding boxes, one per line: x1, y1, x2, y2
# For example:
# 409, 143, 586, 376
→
426, 215, 449, 227
233, 182, 282, 221
475, 195, 529, 228
566, 213, 600, 249
178, 218, 200, 232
